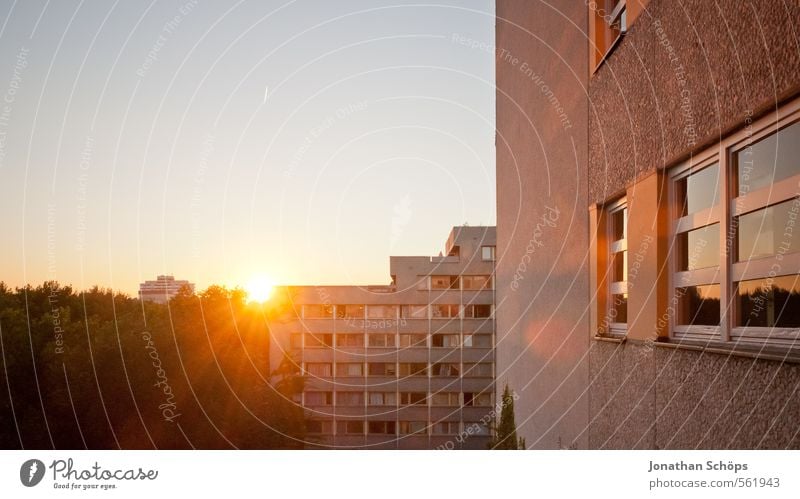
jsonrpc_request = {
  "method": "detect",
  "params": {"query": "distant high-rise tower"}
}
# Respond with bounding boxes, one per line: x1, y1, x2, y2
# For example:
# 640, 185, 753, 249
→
138, 275, 194, 303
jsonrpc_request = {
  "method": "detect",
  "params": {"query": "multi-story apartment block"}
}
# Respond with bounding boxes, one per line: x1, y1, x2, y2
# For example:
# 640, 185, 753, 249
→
496, 0, 800, 448
271, 226, 496, 449
138, 275, 195, 304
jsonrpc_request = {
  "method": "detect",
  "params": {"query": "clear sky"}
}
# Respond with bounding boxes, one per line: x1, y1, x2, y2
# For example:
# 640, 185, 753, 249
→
0, 0, 496, 295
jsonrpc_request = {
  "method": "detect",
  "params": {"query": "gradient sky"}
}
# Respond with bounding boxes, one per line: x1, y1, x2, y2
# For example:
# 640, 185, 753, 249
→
0, 0, 496, 295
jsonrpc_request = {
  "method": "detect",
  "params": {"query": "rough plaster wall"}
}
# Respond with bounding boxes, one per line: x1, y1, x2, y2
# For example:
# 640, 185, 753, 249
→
589, 0, 800, 204
590, 342, 800, 449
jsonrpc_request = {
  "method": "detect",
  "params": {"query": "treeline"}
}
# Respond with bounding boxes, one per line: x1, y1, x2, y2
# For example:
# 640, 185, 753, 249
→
0, 282, 305, 449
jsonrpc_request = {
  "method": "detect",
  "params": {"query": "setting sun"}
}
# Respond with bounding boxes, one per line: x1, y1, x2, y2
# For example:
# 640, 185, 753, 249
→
245, 276, 274, 303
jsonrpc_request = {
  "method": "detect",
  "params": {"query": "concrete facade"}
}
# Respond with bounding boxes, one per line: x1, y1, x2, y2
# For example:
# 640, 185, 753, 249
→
495, 0, 590, 449
271, 226, 496, 449
496, 0, 800, 449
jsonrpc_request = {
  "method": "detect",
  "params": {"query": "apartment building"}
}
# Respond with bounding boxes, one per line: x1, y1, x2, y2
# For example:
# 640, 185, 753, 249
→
138, 275, 195, 303
496, 0, 800, 449
271, 226, 496, 449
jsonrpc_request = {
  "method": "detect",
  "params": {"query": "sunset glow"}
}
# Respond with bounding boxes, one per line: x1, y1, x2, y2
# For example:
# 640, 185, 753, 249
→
245, 276, 274, 303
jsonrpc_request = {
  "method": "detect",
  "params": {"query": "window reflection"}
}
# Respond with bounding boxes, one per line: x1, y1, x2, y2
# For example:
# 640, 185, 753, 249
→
737, 276, 800, 328
737, 198, 800, 261
678, 224, 720, 270
736, 121, 800, 196
677, 285, 720, 326
612, 207, 627, 241
679, 164, 720, 216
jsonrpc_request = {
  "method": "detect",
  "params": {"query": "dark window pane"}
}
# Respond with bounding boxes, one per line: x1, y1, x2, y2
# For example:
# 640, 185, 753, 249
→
677, 285, 720, 326
736, 198, 800, 261
610, 293, 627, 323
679, 164, 720, 216
737, 275, 800, 328
737, 121, 800, 196
678, 224, 720, 270
611, 208, 627, 241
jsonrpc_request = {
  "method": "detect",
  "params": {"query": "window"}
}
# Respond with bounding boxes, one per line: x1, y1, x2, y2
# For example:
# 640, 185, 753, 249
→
398, 334, 427, 348
462, 275, 493, 290
463, 304, 492, 318
463, 422, 490, 436
431, 362, 459, 377
368, 392, 397, 406
416, 276, 429, 291
336, 304, 364, 319
290, 333, 302, 349
432, 421, 459, 435
590, 0, 636, 72
336, 333, 363, 347
398, 363, 428, 377
671, 159, 722, 339
463, 392, 492, 407
669, 104, 800, 346
400, 305, 428, 319
305, 391, 333, 406
464, 363, 492, 378
607, 199, 628, 334
737, 276, 800, 328
481, 246, 496, 261
304, 333, 332, 348
367, 333, 396, 348
730, 116, 800, 343
306, 420, 333, 434
305, 363, 332, 377
303, 304, 333, 319
336, 391, 364, 406
336, 420, 364, 435
367, 362, 397, 377
431, 304, 460, 318
431, 333, 459, 348
336, 363, 363, 377
463, 334, 492, 348
368, 421, 396, 435
431, 275, 460, 290
367, 305, 397, 319
399, 392, 427, 406
398, 421, 427, 436
430, 392, 460, 407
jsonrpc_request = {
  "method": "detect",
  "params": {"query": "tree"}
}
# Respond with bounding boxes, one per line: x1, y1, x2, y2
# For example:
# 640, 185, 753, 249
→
488, 384, 526, 449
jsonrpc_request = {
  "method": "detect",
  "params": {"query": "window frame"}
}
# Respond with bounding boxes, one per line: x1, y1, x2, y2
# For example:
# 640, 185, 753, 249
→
606, 197, 629, 335
304, 333, 333, 348
304, 391, 333, 406
481, 245, 496, 261
304, 362, 332, 377
462, 274, 494, 290
463, 303, 493, 319
430, 392, 460, 407
367, 391, 397, 407
367, 333, 396, 348
335, 362, 364, 377
398, 333, 428, 348
335, 333, 364, 348
668, 100, 800, 346
335, 391, 365, 407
